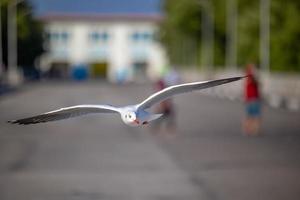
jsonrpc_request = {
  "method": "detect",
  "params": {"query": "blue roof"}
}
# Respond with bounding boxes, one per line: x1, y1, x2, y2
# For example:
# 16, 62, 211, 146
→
30, 0, 162, 16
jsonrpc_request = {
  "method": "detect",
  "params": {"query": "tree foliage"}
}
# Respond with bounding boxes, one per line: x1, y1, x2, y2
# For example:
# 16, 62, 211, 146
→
159, 0, 202, 67
160, 0, 300, 72
270, 0, 300, 71
1, 0, 44, 69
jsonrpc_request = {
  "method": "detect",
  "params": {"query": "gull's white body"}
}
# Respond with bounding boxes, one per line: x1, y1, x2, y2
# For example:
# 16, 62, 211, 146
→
8, 76, 244, 126
119, 106, 163, 127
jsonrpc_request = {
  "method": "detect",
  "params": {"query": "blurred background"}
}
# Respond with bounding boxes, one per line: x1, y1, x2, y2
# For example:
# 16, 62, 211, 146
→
0, 0, 300, 200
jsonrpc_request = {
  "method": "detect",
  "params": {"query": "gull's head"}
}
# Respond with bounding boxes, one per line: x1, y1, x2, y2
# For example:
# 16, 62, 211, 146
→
122, 112, 139, 126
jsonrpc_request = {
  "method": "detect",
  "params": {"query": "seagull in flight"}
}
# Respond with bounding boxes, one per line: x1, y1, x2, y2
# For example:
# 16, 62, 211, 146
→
8, 76, 244, 126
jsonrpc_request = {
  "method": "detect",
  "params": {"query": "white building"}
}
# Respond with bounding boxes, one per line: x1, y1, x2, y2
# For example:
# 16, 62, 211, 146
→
39, 14, 168, 82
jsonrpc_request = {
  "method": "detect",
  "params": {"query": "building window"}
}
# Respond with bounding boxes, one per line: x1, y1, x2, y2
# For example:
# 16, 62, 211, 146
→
51, 32, 59, 41
131, 31, 153, 42
89, 31, 110, 43
131, 32, 140, 41
90, 32, 100, 42
101, 32, 109, 42
142, 32, 153, 40
61, 32, 69, 42
46, 31, 70, 43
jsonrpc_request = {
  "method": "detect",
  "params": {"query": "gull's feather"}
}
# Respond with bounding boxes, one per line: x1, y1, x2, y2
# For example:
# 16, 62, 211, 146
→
137, 76, 245, 110
8, 105, 119, 125
148, 114, 164, 122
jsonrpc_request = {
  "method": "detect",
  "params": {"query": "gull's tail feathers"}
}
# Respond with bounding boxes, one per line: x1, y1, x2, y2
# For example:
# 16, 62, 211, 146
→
148, 113, 164, 122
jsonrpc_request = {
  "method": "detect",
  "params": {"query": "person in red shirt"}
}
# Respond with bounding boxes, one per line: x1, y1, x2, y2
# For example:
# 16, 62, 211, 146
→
243, 64, 262, 135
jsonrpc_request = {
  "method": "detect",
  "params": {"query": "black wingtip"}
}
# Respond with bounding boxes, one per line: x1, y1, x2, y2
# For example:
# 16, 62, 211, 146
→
236, 75, 247, 79
8, 118, 48, 125
7, 120, 24, 125
232, 75, 247, 81
224, 76, 246, 82
7, 120, 27, 125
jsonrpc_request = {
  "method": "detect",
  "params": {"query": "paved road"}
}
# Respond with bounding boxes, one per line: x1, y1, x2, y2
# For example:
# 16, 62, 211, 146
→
0, 81, 300, 200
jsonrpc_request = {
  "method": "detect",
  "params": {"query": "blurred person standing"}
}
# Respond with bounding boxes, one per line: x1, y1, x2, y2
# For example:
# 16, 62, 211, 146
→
152, 68, 180, 134
243, 64, 262, 135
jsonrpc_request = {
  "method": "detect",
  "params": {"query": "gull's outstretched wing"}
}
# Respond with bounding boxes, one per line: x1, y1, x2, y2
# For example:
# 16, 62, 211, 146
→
137, 76, 245, 110
8, 104, 120, 125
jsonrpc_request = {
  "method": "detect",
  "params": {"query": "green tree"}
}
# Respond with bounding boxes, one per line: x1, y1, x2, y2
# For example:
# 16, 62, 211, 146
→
270, 0, 300, 71
160, 0, 202, 67
237, 0, 260, 66
160, 0, 229, 68
1, 0, 43, 70
160, 0, 300, 72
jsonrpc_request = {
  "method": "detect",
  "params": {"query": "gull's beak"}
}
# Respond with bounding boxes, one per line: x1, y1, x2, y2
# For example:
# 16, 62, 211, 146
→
134, 119, 140, 124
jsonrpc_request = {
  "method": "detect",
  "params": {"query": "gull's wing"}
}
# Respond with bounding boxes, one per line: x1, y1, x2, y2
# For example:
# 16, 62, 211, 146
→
137, 76, 245, 110
8, 104, 120, 125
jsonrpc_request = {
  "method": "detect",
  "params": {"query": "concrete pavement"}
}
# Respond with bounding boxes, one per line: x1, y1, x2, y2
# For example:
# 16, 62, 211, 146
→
0, 81, 300, 200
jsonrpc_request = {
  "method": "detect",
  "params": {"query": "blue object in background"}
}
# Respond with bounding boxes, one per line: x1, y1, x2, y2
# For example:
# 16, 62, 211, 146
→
116, 68, 128, 84
71, 64, 88, 81
22, 66, 41, 81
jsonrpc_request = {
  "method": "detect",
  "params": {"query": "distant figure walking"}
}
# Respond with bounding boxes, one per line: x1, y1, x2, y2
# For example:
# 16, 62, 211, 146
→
151, 68, 181, 134
152, 78, 176, 133
243, 64, 262, 135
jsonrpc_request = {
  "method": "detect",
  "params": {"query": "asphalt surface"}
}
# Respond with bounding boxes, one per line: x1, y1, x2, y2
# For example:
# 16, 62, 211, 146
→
0, 81, 300, 200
